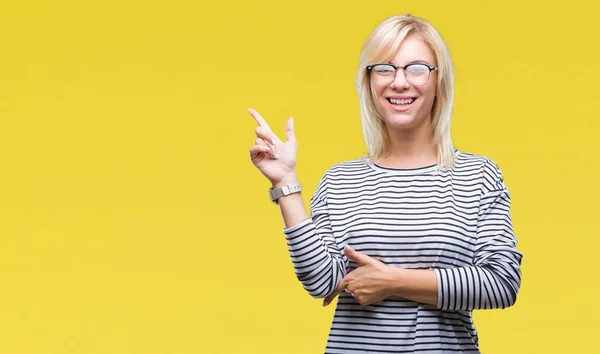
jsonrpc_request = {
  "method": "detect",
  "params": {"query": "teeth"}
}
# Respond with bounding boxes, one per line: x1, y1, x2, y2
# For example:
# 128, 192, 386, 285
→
390, 98, 415, 105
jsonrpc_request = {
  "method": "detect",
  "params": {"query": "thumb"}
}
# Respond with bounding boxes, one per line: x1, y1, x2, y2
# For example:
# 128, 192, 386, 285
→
344, 245, 375, 266
285, 116, 296, 143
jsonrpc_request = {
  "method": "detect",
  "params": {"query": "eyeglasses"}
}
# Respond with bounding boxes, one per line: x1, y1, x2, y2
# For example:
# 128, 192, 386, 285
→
366, 63, 438, 86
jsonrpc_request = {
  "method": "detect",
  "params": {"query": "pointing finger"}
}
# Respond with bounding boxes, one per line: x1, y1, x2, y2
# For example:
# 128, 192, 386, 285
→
248, 108, 272, 130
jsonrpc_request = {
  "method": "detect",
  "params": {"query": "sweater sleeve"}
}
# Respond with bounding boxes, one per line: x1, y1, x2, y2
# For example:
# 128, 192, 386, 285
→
282, 170, 347, 298
434, 159, 523, 310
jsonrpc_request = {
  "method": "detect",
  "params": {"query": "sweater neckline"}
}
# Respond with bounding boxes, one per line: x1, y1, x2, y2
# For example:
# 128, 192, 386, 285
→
365, 150, 460, 176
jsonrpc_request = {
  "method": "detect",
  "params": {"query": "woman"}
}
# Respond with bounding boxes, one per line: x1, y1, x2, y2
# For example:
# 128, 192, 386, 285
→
247, 14, 522, 353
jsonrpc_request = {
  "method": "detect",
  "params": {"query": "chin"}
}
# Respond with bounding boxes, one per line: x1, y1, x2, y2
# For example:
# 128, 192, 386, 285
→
384, 112, 421, 129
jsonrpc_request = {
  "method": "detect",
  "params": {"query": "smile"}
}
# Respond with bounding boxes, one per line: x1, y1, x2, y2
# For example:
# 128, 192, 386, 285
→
387, 97, 416, 106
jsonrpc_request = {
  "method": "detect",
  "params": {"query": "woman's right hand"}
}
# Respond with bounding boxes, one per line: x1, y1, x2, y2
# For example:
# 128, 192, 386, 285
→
247, 108, 298, 187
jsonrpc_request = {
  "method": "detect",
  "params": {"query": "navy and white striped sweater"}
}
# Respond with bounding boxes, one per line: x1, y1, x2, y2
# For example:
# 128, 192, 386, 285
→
282, 150, 523, 353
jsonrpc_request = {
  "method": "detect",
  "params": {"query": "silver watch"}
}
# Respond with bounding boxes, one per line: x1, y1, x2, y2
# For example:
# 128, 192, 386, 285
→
269, 182, 302, 204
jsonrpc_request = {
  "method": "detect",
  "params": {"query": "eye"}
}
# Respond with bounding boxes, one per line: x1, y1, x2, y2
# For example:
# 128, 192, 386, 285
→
406, 64, 429, 75
373, 64, 395, 75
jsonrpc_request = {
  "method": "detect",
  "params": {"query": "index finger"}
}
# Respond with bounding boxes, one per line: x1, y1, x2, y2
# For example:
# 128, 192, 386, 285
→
247, 108, 271, 129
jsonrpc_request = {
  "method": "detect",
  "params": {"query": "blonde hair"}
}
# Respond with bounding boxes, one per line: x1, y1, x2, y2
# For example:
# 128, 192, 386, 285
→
356, 14, 455, 171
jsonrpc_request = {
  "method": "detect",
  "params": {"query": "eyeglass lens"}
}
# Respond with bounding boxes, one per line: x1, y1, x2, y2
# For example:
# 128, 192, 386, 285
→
371, 64, 431, 86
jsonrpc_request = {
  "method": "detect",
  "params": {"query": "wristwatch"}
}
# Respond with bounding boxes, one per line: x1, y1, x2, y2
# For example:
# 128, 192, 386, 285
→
269, 182, 302, 204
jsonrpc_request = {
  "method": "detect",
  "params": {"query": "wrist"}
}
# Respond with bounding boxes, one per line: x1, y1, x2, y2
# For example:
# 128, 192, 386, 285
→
272, 174, 298, 189
385, 267, 407, 296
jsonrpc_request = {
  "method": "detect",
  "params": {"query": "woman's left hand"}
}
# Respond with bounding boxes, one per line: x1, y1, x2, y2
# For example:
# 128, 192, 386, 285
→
323, 246, 395, 307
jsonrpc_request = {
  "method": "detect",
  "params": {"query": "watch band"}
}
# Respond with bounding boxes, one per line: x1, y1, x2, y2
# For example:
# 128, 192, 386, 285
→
269, 182, 302, 204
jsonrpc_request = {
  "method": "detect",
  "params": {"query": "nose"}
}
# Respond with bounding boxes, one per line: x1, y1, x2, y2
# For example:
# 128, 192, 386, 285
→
390, 70, 410, 90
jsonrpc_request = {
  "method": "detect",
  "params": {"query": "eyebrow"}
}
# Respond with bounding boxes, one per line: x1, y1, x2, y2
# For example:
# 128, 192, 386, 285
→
387, 60, 433, 66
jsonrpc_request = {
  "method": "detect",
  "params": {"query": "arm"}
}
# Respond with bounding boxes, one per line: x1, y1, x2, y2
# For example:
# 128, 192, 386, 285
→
272, 174, 309, 229
280, 173, 347, 299
396, 160, 522, 310
434, 181, 523, 310
323, 247, 439, 307
386, 268, 438, 306
247, 108, 345, 299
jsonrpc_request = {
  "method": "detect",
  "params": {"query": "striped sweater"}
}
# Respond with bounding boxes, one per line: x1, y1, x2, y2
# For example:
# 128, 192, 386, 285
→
282, 150, 523, 353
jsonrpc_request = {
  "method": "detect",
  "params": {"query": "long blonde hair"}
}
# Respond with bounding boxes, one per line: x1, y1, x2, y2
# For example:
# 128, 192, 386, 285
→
356, 14, 455, 170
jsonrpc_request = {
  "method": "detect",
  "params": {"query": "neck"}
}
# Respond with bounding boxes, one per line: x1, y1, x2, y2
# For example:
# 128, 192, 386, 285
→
378, 119, 437, 168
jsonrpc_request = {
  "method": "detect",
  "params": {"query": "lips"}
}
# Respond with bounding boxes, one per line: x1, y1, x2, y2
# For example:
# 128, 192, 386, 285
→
387, 97, 417, 106
385, 96, 417, 112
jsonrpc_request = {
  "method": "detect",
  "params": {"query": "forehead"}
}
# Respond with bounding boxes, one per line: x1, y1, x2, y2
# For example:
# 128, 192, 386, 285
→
389, 34, 436, 65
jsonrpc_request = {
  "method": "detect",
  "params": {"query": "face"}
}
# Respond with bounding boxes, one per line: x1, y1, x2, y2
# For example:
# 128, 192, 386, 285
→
371, 34, 437, 131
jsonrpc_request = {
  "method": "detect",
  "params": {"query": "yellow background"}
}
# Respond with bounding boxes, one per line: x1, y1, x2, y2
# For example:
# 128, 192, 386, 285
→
0, 0, 598, 353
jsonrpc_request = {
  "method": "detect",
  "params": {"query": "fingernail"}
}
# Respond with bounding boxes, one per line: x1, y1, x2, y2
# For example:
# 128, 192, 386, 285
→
273, 153, 279, 159
323, 300, 329, 307
270, 138, 276, 144
263, 146, 271, 151
344, 245, 353, 252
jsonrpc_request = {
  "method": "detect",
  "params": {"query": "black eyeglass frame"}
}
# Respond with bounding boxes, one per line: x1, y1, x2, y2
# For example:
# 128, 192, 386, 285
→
365, 63, 438, 86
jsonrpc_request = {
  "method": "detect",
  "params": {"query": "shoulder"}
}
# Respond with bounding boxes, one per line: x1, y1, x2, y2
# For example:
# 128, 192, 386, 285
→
312, 157, 369, 197
320, 156, 371, 177
332, 157, 370, 171
455, 150, 506, 191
